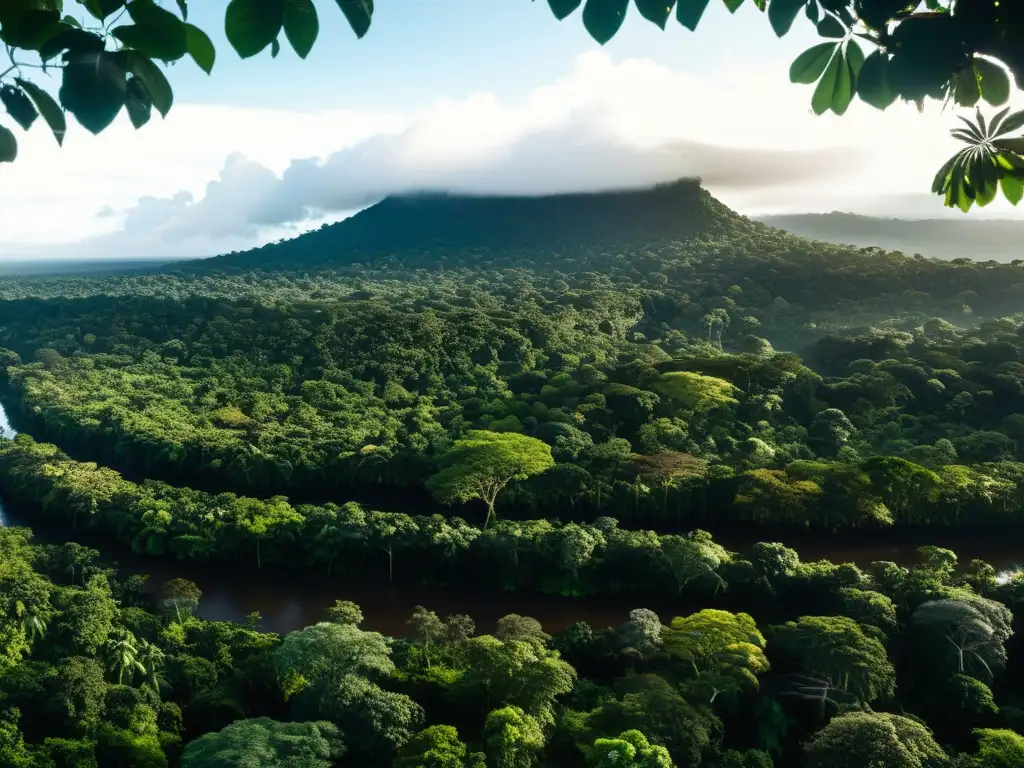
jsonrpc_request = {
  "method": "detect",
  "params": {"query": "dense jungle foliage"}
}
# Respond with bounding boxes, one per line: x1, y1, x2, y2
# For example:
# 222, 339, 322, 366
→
4, 182, 1024, 766
4, 520, 1024, 768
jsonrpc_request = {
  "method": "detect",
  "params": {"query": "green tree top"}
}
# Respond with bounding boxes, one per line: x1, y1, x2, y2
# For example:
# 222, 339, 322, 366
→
427, 430, 554, 527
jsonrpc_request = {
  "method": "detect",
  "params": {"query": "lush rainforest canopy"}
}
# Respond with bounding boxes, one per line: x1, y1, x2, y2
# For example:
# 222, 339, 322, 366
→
2, 183, 1024, 766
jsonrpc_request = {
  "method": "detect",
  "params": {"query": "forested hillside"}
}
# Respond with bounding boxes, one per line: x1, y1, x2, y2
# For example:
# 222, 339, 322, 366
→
3, 181, 1024, 767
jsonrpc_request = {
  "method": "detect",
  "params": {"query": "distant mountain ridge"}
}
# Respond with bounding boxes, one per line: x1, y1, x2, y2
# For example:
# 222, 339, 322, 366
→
757, 212, 1024, 262
172, 179, 753, 274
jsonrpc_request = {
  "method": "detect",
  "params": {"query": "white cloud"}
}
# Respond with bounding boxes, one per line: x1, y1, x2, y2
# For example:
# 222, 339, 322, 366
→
2, 50, 1020, 261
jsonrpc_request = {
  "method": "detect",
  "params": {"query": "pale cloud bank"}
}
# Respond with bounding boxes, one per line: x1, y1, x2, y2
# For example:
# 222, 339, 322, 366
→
2, 50, 1019, 261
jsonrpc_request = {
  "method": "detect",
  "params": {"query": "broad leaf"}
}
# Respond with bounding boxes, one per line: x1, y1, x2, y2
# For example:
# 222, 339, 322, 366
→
789, 42, 837, 85
126, 52, 173, 116
1, 9, 61, 49
60, 51, 128, 134
723, 0, 744, 12
184, 23, 215, 73
84, 0, 126, 20
39, 27, 105, 61
582, 0, 629, 44
283, 0, 319, 58
335, 0, 373, 38
14, 78, 66, 145
225, 0, 285, 58
845, 38, 864, 77
547, 0, 583, 19
1001, 174, 1024, 206
811, 50, 840, 116
125, 76, 152, 129
635, 0, 674, 27
831, 47, 854, 115
111, 23, 187, 61
816, 14, 844, 38
805, 0, 819, 22
0, 125, 16, 163
676, 0, 710, 30
0, 85, 38, 130
974, 58, 1011, 107
121, 0, 188, 60
768, 0, 804, 37
857, 50, 896, 110
953, 66, 982, 108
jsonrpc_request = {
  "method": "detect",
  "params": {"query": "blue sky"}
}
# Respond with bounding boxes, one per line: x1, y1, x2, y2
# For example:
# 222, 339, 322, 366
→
3, 0, 1021, 260
177, 1, 819, 110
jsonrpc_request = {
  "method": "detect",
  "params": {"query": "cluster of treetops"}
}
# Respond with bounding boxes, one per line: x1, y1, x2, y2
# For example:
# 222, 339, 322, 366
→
3, 285, 1024, 529
3, 520, 1024, 768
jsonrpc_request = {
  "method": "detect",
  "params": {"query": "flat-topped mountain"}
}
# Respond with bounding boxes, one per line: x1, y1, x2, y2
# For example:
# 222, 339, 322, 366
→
172, 179, 755, 274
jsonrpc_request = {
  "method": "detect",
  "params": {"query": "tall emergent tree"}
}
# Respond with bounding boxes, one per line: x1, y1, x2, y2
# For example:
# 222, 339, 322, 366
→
1, 0, 1022, 211
427, 430, 554, 527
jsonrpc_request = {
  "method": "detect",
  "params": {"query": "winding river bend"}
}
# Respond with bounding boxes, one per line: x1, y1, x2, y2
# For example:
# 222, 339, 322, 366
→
2, 399, 1024, 636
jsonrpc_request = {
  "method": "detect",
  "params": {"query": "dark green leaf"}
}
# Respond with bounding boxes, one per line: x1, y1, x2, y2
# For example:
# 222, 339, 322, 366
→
811, 49, 841, 115
635, 0, 674, 27
111, 23, 186, 61
61, 14, 82, 27
723, 0, 744, 12
950, 129, 980, 144
40, 27, 105, 61
1001, 173, 1024, 206
547, 0, 583, 19
184, 23, 215, 73
845, 38, 864, 78
931, 151, 961, 194
59, 51, 127, 134
816, 14, 845, 37
752, 0, 766, 9
225, 0, 285, 58
335, 0, 373, 38
126, 52, 173, 117
805, 0, 819, 22
676, 0, 710, 30
988, 106, 1012, 136
976, 107, 988, 137
789, 42, 837, 84
1, 9, 61, 48
119, 0, 187, 60
0, 85, 38, 131
0, 125, 16, 163
994, 109, 1024, 138
831, 47, 854, 115
971, 155, 999, 207
176, 0, 188, 20
582, 0, 629, 44
768, 0, 804, 37
857, 50, 896, 110
974, 58, 1011, 107
84, 0, 126, 20
271, 37, 280, 57
284, 0, 319, 58
994, 138, 1024, 154
956, 115, 985, 143
952, 65, 981, 108
14, 78, 66, 145
125, 76, 152, 129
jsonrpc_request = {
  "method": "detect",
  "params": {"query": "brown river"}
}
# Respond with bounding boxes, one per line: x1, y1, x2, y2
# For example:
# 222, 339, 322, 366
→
2, 403, 1023, 636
